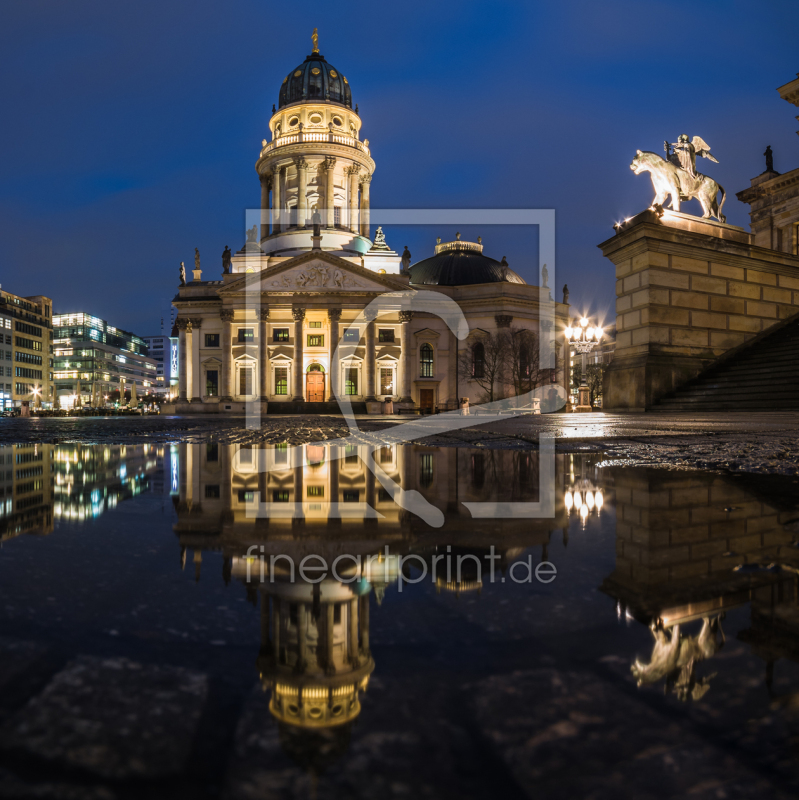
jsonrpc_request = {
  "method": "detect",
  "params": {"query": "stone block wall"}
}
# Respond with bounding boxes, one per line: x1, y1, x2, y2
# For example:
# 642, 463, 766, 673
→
599, 208, 799, 409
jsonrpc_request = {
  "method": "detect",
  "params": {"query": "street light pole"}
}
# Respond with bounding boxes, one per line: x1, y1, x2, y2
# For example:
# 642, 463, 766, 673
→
565, 316, 603, 413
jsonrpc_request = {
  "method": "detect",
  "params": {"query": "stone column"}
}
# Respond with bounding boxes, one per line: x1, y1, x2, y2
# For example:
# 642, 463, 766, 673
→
348, 596, 360, 666
347, 165, 360, 233
329, 444, 339, 509
360, 174, 372, 239
293, 460, 304, 527
190, 317, 202, 402
447, 328, 458, 410
260, 175, 270, 240
295, 157, 308, 227
259, 308, 269, 399
295, 603, 308, 674
292, 306, 305, 401
271, 165, 282, 234
359, 594, 370, 656
364, 309, 376, 401
323, 157, 336, 228
325, 603, 336, 674
220, 310, 234, 401
399, 311, 413, 403
327, 308, 341, 400
177, 318, 190, 401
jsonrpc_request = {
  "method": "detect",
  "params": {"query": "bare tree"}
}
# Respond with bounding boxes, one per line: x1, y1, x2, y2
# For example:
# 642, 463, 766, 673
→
458, 331, 509, 403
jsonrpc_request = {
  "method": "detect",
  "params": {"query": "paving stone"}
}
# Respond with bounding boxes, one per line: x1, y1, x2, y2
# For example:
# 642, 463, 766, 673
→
0, 768, 116, 800
472, 668, 792, 800
1, 656, 208, 779
0, 637, 47, 691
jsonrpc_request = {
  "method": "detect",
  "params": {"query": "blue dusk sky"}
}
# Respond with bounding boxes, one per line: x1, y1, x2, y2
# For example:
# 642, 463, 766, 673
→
1, 0, 797, 334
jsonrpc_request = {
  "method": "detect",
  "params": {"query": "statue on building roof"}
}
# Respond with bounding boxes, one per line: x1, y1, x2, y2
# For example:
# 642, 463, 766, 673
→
541, 264, 549, 288
222, 246, 232, 274
311, 207, 322, 238
179, 262, 186, 286
374, 227, 386, 245
311, 27, 319, 54
764, 145, 774, 172
563, 284, 569, 306
246, 224, 258, 243
401, 246, 411, 273
500, 256, 508, 267
194, 248, 200, 271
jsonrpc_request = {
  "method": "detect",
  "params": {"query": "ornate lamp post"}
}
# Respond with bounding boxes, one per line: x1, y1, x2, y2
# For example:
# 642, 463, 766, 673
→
565, 317, 602, 413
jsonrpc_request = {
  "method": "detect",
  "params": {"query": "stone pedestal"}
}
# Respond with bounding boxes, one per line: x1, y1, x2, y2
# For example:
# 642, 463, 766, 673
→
575, 385, 592, 413
599, 207, 799, 411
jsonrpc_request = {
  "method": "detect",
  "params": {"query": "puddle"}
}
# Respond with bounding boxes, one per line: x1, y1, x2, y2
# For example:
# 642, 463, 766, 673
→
1, 442, 798, 798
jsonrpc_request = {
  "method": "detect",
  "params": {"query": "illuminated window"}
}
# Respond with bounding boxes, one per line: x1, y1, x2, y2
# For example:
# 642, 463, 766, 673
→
380, 368, 393, 395
342, 490, 359, 503
308, 321, 322, 328
205, 370, 218, 396
344, 368, 358, 396
274, 367, 288, 395
378, 329, 395, 343
420, 344, 434, 377
342, 328, 359, 342
307, 485, 324, 497
205, 333, 220, 347
237, 328, 254, 343
419, 453, 434, 488
273, 328, 289, 342
307, 334, 323, 347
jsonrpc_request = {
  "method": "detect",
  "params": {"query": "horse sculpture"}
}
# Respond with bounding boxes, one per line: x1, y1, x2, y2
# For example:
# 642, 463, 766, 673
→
631, 614, 725, 701
631, 150, 727, 223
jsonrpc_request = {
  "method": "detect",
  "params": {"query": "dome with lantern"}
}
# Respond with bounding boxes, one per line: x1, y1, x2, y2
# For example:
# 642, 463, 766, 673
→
278, 50, 353, 109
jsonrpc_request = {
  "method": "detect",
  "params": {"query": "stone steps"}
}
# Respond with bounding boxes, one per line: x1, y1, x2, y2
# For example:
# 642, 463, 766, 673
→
653, 314, 799, 411
266, 401, 366, 414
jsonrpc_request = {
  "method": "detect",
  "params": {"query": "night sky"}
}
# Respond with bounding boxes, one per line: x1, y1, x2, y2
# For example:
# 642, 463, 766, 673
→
1, 0, 797, 335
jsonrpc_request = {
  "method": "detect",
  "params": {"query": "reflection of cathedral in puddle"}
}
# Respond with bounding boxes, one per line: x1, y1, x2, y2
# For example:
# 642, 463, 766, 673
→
601, 467, 799, 701
174, 441, 571, 758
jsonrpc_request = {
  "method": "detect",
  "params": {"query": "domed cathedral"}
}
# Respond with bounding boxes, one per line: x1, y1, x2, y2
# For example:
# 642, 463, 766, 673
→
171, 30, 571, 415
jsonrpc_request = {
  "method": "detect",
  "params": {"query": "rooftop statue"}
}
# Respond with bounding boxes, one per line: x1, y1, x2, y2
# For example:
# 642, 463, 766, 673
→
401, 246, 411, 272
631, 134, 726, 223
374, 226, 386, 246
179, 262, 186, 286
311, 27, 319, 54
541, 263, 549, 288
245, 224, 258, 243
194, 247, 200, 270
764, 145, 774, 172
222, 246, 232, 274
562, 283, 569, 306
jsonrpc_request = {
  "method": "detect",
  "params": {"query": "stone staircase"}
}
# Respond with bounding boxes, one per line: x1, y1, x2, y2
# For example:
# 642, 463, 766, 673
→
653, 312, 799, 411
267, 401, 366, 414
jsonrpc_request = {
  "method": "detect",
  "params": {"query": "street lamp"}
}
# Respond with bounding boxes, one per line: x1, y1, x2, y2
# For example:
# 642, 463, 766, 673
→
565, 317, 603, 413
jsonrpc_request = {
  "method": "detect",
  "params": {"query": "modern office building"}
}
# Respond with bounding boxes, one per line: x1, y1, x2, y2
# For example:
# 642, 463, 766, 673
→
0, 287, 53, 411
141, 333, 179, 396
52, 313, 158, 407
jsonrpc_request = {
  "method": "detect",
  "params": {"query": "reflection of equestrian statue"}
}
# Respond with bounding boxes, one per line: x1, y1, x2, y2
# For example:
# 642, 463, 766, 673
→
631, 614, 725, 701
631, 145, 726, 222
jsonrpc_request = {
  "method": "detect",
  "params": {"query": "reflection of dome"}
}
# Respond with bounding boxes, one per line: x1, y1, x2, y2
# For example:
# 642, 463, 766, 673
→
278, 53, 353, 109
408, 237, 525, 287
268, 676, 370, 728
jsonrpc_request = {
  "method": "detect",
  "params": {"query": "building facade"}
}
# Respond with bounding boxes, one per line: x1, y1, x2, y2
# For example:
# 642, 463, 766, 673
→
142, 333, 179, 397
52, 313, 158, 407
737, 72, 799, 252
0, 288, 53, 411
172, 36, 569, 413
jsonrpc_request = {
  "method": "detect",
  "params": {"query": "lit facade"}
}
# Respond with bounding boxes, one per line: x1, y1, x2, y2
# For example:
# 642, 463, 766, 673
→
172, 37, 569, 414
0, 288, 53, 410
52, 312, 158, 407
142, 333, 179, 396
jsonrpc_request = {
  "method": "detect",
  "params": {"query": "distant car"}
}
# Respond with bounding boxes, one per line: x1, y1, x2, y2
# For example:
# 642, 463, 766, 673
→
3, 407, 20, 417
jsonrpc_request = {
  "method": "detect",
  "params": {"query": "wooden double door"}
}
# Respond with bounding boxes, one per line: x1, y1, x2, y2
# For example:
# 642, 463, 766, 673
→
419, 389, 435, 414
306, 372, 325, 402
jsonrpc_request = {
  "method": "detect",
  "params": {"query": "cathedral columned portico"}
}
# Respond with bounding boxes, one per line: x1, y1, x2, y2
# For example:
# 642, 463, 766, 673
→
171, 31, 570, 414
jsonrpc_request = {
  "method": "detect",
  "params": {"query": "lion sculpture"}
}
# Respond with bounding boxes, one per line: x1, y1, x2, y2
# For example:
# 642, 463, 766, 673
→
631, 150, 727, 223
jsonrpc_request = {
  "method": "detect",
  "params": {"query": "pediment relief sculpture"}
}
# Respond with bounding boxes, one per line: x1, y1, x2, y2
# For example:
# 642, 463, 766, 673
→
270, 264, 367, 290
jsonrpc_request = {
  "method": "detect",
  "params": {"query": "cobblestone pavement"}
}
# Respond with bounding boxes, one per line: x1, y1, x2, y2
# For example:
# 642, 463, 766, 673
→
3, 412, 799, 474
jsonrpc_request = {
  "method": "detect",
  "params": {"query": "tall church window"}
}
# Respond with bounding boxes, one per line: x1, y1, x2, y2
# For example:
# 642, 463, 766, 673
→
345, 368, 358, 396
380, 368, 393, 395
473, 342, 485, 378
239, 366, 253, 396
420, 344, 434, 378
205, 370, 218, 396
274, 367, 288, 395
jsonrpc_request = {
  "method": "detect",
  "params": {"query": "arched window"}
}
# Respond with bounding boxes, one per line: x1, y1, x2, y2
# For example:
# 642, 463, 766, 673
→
419, 344, 434, 378
473, 342, 485, 378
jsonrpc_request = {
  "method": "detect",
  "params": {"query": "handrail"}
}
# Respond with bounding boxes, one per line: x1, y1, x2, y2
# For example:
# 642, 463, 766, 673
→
260, 132, 370, 158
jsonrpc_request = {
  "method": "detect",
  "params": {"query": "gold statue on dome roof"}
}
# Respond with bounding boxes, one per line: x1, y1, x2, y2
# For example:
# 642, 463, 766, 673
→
312, 27, 319, 54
